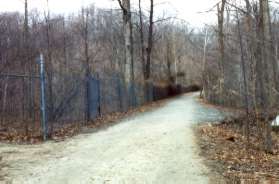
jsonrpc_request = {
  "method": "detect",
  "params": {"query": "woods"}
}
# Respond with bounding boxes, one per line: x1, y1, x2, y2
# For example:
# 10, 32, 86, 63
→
0, 0, 279, 183
0, 0, 203, 140
203, 0, 279, 153
0, 0, 278, 151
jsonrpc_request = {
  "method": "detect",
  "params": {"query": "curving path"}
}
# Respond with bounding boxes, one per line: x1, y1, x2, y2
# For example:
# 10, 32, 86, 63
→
0, 93, 225, 184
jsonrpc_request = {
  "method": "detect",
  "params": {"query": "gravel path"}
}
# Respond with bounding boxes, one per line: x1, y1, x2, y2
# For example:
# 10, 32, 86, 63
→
0, 93, 225, 184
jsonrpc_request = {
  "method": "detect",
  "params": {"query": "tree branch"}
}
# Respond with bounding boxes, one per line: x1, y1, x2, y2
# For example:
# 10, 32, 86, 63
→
225, 1, 248, 15
153, 17, 175, 24
117, 0, 126, 12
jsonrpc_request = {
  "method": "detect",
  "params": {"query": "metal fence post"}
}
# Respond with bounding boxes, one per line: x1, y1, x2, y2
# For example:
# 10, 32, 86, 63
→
130, 82, 136, 107
97, 75, 101, 116
39, 54, 47, 141
148, 82, 154, 102
117, 77, 123, 111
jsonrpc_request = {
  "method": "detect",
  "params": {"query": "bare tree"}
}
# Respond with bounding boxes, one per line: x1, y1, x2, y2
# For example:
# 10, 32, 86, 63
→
45, 0, 54, 123
200, 28, 208, 98
145, 0, 154, 82
117, 0, 134, 85
217, 0, 226, 104
259, 0, 273, 153
24, 0, 35, 132
81, 8, 91, 123
236, 9, 251, 143
138, 0, 145, 80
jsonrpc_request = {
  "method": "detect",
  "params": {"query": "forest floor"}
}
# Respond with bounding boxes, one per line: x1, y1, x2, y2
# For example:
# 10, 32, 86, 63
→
0, 93, 228, 184
197, 116, 279, 183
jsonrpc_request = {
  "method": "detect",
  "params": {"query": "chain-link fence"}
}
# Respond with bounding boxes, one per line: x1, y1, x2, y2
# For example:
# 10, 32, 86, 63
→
0, 74, 41, 135
0, 66, 155, 139
0, 54, 189, 140
48, 73, 154, 126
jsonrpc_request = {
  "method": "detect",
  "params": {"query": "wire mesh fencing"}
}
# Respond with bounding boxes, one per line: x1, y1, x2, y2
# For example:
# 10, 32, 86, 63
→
0, 70, 155, 139
48, 73, 156, 137
0, 74, 41, 135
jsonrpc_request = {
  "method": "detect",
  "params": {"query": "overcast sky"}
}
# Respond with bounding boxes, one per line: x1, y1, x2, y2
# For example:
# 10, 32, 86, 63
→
0, 0, 218, 27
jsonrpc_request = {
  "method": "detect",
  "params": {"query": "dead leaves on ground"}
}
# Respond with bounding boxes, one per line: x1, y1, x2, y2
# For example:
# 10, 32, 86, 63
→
197, 121, 279, 182
0, 100, 164, 144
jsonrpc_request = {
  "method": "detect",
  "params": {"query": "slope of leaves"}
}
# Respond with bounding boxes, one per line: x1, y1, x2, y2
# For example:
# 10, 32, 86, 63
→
197, 119, 279, 183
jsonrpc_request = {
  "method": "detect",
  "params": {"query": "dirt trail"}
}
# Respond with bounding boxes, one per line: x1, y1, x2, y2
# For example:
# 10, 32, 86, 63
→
0, 93, 226, 184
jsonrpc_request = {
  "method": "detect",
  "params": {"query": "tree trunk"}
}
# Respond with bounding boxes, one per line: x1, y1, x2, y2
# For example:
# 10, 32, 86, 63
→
138, 0, 145, 80
259, 0, 273, 153
262, 0, 279, 96
172, 29, 177, 85
62, 17, 68, 70
244, 0, 257, 114
119, 0, 134, 85
82, 8, 90, 123
200, 29, 208, 98
236, 10, 250, 143
167, 41, 172, 83
145, 0, 154, 81
45, 0, 54, 129
217, 1, 226, 104
118, 0, 135, 106
24, 0, 34, 123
